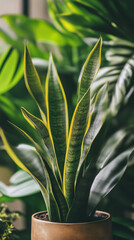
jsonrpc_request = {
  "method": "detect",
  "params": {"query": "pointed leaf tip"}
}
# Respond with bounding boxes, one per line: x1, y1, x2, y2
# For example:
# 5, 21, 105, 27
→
24, 44, 47, 121
78, 37, 102, 102
49, 52, 53, 59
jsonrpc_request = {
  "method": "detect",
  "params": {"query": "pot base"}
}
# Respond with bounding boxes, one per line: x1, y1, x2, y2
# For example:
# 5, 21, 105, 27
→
31, 210, 112, 240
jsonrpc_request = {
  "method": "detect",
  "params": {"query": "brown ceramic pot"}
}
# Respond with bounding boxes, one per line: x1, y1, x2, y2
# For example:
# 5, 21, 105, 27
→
31, 210, 112, 240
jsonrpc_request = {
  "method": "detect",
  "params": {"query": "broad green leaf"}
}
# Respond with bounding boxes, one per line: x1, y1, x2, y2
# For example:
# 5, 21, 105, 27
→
0, 28, 23, 51
78, 37, 102, 101
0, 96, 19, 119
0, 49, 23, 94
46, 55, 69, 176
21, 107, 61, 180
2, 14, 82, 46
77, 83, 108, 175
24, 46, 47, 122
6, 56, 24, 92
0, 47, 11, 67
97, 129, 127, 169
88, 150, 130, 215
10, 170, 32, 185
0, 179, 39, 198
0, 49, 19, 85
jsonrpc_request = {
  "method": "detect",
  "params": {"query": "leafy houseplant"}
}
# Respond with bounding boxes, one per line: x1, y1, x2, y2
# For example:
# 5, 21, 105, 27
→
0, 38, 128, 240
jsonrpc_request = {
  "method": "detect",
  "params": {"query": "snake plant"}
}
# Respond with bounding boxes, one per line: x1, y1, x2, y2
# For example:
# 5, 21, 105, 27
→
0, 38, 128, 223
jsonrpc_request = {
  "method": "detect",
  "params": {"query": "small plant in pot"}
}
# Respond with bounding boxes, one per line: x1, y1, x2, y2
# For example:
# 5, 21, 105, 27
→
0, 38, 128, 240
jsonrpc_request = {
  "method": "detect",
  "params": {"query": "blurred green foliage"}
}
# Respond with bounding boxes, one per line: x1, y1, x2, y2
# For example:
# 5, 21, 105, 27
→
0, 0, 134, 239
0, 203, 19, 240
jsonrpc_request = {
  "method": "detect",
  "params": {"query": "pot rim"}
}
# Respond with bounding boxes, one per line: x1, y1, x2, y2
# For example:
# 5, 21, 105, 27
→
32, 210, 111, 225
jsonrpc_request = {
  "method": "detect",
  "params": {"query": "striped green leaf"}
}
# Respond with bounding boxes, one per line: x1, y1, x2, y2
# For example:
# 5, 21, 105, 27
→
6, 123, 68, 221
46, 55, 69, 177
77, 83, 108, 174
8, 122, 53, 170
0, 129, 47, 199
63, 88, 90, 206
21, 107, 61, 180
42, 159, 68, 222
66, 84, 108, 222
63, 39, 102, 206
0, 129, 61, 222
66, 166, 97, 222
67, 149, 129, 222
78, 37, 102, 101
24, 46, 47, 122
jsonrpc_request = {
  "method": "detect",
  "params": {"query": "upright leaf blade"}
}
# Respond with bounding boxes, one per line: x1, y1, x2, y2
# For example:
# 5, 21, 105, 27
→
24, 46, 47, 121
8, 122, 53, 171
78, 37, 102, 101
67, 166, 97, 222
63, 39, 102, 206
46, 55, 69, 176
42, 159, 68, 222
66, 85, 108, 221
63, 88, 90, 206
78, 83, 108, 174
21, 107, 61, 180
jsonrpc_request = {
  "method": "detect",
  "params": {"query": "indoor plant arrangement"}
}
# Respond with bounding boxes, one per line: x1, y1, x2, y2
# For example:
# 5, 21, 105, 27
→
0, 38, 128, 240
